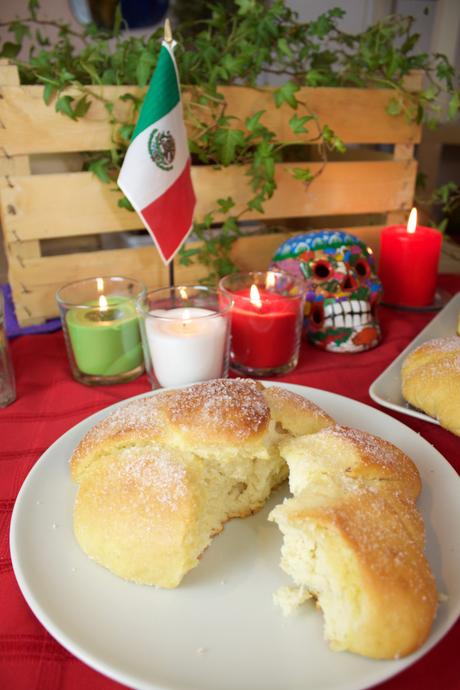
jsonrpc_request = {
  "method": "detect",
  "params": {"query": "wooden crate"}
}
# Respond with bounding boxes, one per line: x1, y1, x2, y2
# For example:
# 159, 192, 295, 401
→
0, 62, 422, 326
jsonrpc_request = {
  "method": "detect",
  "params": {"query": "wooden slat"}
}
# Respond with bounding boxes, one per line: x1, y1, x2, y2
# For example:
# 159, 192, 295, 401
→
9, 225, 385, 325
1, 160, 416, 241
0, 61, 20, 86
9, 244, 168, 325
0, 84, 421, 156
8, 244, 168, 288
0, 155, 30, 178
201, 86, 422, 146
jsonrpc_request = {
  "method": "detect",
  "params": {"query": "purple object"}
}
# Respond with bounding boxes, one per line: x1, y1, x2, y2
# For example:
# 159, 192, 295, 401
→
1, 284, 61, 338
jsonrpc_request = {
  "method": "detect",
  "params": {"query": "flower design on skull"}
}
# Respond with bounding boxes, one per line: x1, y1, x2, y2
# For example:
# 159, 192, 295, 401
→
271, 231, 382, 353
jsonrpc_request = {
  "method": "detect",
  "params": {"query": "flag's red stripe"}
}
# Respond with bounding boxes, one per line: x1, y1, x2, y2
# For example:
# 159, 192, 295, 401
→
141, 160, 196, 262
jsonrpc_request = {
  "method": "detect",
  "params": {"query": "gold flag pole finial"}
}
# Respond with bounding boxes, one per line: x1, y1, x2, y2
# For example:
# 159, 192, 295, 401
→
164, 18, 173, 45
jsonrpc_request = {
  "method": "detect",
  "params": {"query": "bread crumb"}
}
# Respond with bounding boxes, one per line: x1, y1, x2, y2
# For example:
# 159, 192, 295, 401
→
196, 647, 208, 655
438, 592, 448, 603
273, 585, 312, 616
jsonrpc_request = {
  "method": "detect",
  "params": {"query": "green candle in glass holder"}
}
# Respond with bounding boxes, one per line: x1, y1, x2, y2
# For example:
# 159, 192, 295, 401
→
66, 295, 143, 376
56, 276, 145, 386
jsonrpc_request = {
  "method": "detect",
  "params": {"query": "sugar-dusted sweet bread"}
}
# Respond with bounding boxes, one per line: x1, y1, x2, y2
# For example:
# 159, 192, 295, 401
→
401, 335, 460, 436
70, 379, 334, 588
269, 425, 437, 660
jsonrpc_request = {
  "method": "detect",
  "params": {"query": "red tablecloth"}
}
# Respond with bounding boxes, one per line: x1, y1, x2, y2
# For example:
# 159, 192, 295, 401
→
1, 275, 459, 690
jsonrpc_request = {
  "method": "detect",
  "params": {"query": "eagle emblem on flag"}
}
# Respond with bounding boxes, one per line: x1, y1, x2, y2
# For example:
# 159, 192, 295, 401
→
148, 129, 176, 171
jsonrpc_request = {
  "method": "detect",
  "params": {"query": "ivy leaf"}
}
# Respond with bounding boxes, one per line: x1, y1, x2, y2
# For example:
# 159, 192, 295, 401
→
136, 50, 154, 87
55, 95, 76, 119
289, 114, 313, 134
222, 216, 239, 234
118, 197, 134, 211
215, 128, 245, 165
88, 158, 112, 183
305, 69, 323, 86
28, 0, 39, 19
35, 29, 50, 46
245, 110, 265, 132
436, 218, 448, 234
386, 97, 403, 116
120, 92, 143, 109
10, 21, 31, 44
178, 246, 201, 266
118, 123, 134, 141
203, 212, 214, 228
247, 195, 265, 213
236, 0, 256, 16
73, 95, 91, 118
0, 42, 21, 58
81, 61, 102, 84
274, 81, 299, 109
102, 68, 117, 84
420, 85, 437, 102
113, 4, 123, 36
322, 125, 346, 153
448, 91, 460, 120
290, 167, 313, 182
43, 83, 55, 105
277, 37, 293, 58
217, 197, 235, 213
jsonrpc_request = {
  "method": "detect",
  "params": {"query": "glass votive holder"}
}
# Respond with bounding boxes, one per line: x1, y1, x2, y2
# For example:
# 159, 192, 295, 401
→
0, 290, 16, 407
56, 276, 145, 386
137, 285, 232, 389
219, 270, 305, 377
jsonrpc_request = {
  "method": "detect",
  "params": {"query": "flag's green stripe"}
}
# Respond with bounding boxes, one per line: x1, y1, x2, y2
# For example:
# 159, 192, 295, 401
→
132, 45, 180, 140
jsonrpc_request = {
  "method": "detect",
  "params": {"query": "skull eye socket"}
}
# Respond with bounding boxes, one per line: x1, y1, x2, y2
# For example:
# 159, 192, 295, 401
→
312, 260, 332, 280
355, 259, 370, 278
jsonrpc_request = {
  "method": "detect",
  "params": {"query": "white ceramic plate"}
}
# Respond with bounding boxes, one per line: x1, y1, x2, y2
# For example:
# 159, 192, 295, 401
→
10, 383, 460, 690
369, 292, 460, 424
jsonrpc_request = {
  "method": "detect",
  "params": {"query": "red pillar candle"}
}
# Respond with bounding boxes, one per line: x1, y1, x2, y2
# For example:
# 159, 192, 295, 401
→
379, 208, 442, 308
219, 271, 305, 375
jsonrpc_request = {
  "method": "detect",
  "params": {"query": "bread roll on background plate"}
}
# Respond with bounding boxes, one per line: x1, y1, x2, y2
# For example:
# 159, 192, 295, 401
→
401, 335, 460, 436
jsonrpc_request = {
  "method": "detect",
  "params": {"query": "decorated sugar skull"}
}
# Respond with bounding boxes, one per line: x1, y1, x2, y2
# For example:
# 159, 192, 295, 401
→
271, 231, 382, 353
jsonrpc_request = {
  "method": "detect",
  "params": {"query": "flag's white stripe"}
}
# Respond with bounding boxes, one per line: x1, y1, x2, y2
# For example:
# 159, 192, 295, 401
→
117, 100, 189, 210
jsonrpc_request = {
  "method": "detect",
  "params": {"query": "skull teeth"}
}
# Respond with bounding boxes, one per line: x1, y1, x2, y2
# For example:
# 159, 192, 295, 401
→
322, 299, 372, 328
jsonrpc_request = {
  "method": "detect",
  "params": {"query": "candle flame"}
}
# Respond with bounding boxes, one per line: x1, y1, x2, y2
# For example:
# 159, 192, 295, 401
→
96, 277, 104, 292
250, 284, 262, 308
98, 294, 108, 312
181, 308, 191, 324
265, 272, 276, 289
407, 207, 417, 234
367, 246, 373, 255
179, 286, 188, 300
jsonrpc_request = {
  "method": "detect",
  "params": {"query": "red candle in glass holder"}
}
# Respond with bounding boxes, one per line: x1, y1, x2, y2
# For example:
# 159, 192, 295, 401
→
229, 284, 299, 369
219, 271, 304, 375
379, 208, 442, 307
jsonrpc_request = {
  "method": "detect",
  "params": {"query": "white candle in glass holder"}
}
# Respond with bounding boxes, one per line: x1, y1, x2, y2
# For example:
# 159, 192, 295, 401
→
146, 307, 228, 388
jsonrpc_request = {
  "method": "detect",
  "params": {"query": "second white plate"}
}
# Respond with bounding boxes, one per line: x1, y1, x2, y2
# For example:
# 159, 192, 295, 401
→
369, 292, 460, 424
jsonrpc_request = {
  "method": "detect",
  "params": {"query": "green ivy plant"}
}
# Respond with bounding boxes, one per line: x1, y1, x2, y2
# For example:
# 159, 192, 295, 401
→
1, 0, 459, 281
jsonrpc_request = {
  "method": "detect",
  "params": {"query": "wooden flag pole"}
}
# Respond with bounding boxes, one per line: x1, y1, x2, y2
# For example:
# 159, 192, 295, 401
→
164, 17, 173, 45
164, 17, 175, 288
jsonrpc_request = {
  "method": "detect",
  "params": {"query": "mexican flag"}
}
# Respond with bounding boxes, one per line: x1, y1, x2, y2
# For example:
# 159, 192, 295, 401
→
117, 40, 196, 264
